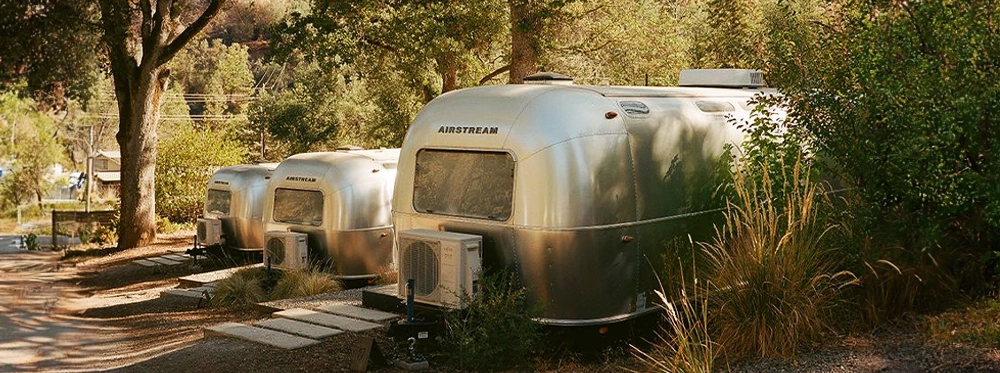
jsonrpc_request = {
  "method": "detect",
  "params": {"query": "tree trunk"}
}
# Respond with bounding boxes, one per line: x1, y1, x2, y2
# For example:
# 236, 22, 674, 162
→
441, 55, 459, 93
509, 0, 540, 84
115, 67, 167, 250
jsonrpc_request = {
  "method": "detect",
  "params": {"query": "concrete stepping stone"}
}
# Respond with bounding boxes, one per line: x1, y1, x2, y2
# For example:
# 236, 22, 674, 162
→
162, 254, 189, 261
132, 259, 158, 267
162, 289, 205, 299
254, 318, 344, 339
179, 264, 262, 287
205, 322, 319, 350
147, 257, 183, 266
273, 308, 382, 332
317, 304, 399, 323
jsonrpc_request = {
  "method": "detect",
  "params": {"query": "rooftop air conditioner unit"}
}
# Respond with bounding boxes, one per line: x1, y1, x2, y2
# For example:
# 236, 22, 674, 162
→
678, 69, 764, 88
398, 229, 482, 309
197, 218, 223, 246
264, 231, 309, 271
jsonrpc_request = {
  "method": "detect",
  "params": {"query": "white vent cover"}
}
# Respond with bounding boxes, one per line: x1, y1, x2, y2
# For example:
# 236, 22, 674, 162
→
196, 218, 223, 246
398, 229, 482, 309
678, 69, 764, 88
264, 231, 309, 270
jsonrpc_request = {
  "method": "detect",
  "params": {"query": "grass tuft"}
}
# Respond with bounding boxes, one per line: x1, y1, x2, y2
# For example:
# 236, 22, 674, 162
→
211, 267, 268, 307
632, 283, 715, 373
270, 268, 341, 300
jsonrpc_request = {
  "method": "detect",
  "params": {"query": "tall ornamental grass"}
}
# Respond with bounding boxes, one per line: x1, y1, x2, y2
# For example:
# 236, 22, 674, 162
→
703, 160, 856, 360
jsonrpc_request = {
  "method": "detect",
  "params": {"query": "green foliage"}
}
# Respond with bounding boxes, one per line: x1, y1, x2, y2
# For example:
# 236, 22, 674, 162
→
155, 124, 247, 224
271, 0, 506, 91
169, 38, 255, 131
155, 215, 181, 234
212, 267, 269, 307
755, 1, 1000, 326
0, 90, 67, 210
0, 0, 104, 104
249, 60, 403, 158
439, 270, 542, 371
772, 1, 1000, 252
21, 232, 39, 250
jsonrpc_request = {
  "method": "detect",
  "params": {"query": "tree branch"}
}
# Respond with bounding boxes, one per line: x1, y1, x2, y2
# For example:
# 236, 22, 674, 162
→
157, 0, 225, 66
139, 0, 153, 44
143, 0, 170, 64
479, 64, 511, 85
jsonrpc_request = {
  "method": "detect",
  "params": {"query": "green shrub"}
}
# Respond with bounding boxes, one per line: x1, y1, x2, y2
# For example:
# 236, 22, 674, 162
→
703, 159, 855, 360
156, 215, 180, 234
156, 124, 247, 224
270, 269, 341, 300
91, 225, 115, 245
439, 270, 542, 371
771, 0, 1000, 303
22, 232, 39, 250
211, 267, 268, 307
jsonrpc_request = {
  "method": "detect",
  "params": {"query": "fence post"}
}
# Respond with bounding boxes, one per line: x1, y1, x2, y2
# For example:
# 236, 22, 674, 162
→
51, 210, 57, 252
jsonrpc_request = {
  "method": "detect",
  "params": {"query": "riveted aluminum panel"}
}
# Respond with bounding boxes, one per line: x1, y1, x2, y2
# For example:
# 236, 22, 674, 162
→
205, 164, 276, 250
393, 84, 760, 324
263, 149, 400, 278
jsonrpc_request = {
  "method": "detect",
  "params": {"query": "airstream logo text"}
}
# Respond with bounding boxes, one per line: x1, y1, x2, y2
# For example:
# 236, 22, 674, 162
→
213, 181, 229, 185
437, 126, 499, 135
285, 176, 317, 182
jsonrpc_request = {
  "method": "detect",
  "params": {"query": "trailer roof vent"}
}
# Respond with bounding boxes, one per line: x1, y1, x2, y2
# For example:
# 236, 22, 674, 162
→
678, 69, 764, 88
523, 71, 574, 85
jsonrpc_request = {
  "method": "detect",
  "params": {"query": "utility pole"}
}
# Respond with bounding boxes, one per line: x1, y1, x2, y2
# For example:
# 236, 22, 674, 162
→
85, 126, 93, 213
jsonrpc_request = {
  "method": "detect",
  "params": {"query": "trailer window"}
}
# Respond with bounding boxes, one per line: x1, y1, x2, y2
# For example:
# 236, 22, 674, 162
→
414, 149, 514, 221
205, 189, 231, 217
272, 188, 323, 226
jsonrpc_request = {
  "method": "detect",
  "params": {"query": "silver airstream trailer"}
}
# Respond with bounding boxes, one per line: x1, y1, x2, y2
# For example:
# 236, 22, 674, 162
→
393, 69, 767, 325
262, 149, 399, 280
197, 163, 277, 250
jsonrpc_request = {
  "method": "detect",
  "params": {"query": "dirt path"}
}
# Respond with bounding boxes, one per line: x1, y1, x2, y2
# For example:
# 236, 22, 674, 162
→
0, 238, 264, 373
0, 250, 134, 372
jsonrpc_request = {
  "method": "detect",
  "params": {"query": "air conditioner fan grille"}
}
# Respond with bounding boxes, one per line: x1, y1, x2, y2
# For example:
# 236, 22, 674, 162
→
401, 240, 440, 296
266, 237, 286, 265
197, 222, 208, 242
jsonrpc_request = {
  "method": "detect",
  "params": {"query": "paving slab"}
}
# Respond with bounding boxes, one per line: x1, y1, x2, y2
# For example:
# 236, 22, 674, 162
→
317, 304, 399, 323
162, 254, 189, 261
132, 259, 158, 267
179, 264, 262, 287
205, 322, 319, 350
161, 289, 205, 299
254, 318, 343, 339
190, 286, 215, 294
273, 308, 382, 332
147, 257, 183, 266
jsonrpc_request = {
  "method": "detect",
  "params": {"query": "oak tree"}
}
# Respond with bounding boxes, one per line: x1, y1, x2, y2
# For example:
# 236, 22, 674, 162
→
96, 0, 225, 249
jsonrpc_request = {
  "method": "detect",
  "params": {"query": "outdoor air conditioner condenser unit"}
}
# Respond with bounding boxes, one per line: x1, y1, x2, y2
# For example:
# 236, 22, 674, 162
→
196, 218, 223, 246
263, 231, 310, 271
398, 229, 482, 309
